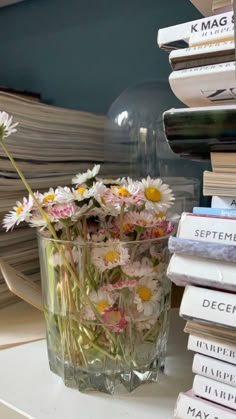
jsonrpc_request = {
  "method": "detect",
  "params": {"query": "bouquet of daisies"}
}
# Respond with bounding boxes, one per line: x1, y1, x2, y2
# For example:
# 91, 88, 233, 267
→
1, 111, 176, 393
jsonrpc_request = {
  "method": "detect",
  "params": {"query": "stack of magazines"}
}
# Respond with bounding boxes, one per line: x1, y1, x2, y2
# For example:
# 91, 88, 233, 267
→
157, 0, 236, 418
0, 92, 133, 307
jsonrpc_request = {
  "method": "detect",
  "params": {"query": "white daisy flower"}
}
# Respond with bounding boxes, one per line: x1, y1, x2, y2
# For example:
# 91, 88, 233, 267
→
56, 186, 74, 203
122, 258, 155, 278
91, 239, 130, 273
96, 177, 123, 186
29, 211, 50, 230
72, 164, 100, 185
104, 180, 144, 209
48, 202, 76, 221
71, 201, 93, 221
140, 177, 174, 212
0, 111, 18, 139
125, 211, 161, 229
57, 185, 94, 203
38, 188, 58, 206
91, 228, 109, 242
49, 247, 80, 267
90, 181, 107, 204
83, 289, 115, 320
134, 277, 162, 317
3, 195, 33, 231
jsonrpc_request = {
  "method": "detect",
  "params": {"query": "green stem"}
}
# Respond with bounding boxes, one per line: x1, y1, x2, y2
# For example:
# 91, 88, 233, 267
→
0, 139, 58, 241
119, 203, 125, 240
0, 139, 117, 346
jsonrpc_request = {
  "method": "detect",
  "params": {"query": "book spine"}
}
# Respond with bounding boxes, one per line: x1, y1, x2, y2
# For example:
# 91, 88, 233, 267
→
163, 105, 236, 142
179, 285, 236, 328
193, 374, 236, 410
157, 11, 233, 51
188, 335, 236, 365
212, 196, 236, 209
167, 251, 236, 289
175, 390, 236, 419
169, 41, 235, 70
189, 25, 234, 47
177, 212, 236, 245
192, 353, 236, 387
169, 61, 236, 107
193, 207, 236, 216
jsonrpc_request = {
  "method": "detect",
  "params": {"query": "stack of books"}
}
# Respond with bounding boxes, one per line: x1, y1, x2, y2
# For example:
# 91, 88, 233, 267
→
158, 1, 236, 418
0, 92, 133, 307
167, 212, 236, 418
157, 8, 235, 107
203, 152, 236, 202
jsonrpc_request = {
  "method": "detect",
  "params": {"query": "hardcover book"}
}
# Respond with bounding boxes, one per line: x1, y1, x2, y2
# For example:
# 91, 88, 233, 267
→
211, 153, 236, 173
168, 236, 236, 263
180, 285, 236, 328
157, 11, 233, 51
175, 390, 236, 419
192, 353, 236, 387
203, 171, 236, 196
193, 206, 236, 216
177, 212, 236, 245
169, 61, 236, 107
188, 334, 236, 365
211, 195, 236, 207
162, 104, 236, 159
185, 320, 236, 345
169, 40, 235, 70
193, 374, 236, 410
167, 253, 236, 291
189, 25, 234, 47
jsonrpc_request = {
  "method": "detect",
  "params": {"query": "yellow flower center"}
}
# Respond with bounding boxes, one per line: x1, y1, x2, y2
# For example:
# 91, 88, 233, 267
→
104, 250, 120, 263
97, 300, 110, 313
154, 227, 165, 237
117, 187, 131, 197
43, 193, 56, 203
77, 186, 86, 196
16, 205, 24, 216
145, 187, 161, 202
123, 222, 133, 234
137, 287, 152, 302
155, 212, 165, 219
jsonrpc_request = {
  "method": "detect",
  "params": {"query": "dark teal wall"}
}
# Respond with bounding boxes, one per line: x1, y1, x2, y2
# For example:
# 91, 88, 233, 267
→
0, 0, 200, 113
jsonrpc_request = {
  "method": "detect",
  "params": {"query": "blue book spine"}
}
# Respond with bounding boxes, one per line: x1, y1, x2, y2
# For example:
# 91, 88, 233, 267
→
193, 207, 236, 217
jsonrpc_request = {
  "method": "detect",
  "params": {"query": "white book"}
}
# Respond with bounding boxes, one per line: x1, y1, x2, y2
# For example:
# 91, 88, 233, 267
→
157, 11, 233, 51
175, 390, 236, 419
169, 61, 236, 107
193, 374, 236, 410
177, 212, 236, 245
188, 335, 236, 365
167, 253, 236, 292
180, 285, 236, 328
193, 353, 236, 387
189, 25, 234, 46
169, 40, 235, 70
212, 196, 236, 209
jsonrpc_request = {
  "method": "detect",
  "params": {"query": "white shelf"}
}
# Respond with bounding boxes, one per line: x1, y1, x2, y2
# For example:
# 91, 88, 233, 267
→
0, 310, 193, 419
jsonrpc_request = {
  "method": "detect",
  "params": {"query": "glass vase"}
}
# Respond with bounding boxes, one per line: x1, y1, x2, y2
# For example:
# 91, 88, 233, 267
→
37, 233, 172, 394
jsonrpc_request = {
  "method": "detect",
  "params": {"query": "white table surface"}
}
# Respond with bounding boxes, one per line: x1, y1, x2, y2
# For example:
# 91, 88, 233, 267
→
0, 310, 193, 419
